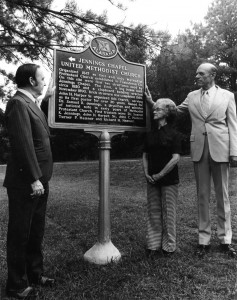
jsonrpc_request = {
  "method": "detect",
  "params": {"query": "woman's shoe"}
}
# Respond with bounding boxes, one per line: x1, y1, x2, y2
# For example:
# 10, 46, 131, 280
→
6, 286, 39, 299
145, 249, 162, 258
162, 249, 176, 256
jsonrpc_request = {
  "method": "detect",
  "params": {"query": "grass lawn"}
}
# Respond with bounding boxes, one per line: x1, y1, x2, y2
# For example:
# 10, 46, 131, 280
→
0, 158, 237, 299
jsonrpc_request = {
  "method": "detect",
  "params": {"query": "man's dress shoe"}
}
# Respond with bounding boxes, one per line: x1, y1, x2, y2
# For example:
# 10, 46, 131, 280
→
195, 244, 210, 258
38, 276, 55, 287
220, 244, 237, 257
6, 286, 38, 299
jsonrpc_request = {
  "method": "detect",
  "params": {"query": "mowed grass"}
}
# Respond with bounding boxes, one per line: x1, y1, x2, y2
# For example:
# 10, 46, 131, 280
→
1, 158, 237, 299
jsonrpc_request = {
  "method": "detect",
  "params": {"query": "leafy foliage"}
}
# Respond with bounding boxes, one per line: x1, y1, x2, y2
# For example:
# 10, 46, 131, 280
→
146, 0, 237, 100
117, 24, 171, 64
197, 0, 237, 90
0, 108, 9, 163
0, 0, 164, 69
1, 0, 237, 162
1, 0, 111, 66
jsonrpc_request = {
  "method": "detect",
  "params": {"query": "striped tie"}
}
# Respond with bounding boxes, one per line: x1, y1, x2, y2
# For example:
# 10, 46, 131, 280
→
35, 99, 41, 110
201, 91, 209, 116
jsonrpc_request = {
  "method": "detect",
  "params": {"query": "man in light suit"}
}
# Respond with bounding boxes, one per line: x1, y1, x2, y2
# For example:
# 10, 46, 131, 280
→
145, 63, 237, 258
4, 63, 55, 299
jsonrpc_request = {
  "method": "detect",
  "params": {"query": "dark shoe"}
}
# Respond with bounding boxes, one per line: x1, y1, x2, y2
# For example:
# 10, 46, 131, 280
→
195, 244, 210, 258
39, 276, 55, 287
145, 249, 162, 259
162, 249, 175, 256
32, 275, 55, 287
6, 286, 38, 299
220, 244, 237, 257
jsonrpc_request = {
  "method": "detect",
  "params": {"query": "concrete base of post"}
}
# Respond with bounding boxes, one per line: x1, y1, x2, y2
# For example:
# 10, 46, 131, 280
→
83, 240, 121, 265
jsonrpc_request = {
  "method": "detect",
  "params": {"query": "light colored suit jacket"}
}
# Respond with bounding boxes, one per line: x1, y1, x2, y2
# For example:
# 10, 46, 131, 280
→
178, 86, 237, 162
4, 91, 53, 188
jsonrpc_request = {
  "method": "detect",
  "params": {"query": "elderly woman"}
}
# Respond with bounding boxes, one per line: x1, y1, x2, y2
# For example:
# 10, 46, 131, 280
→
143, 90, 182, 257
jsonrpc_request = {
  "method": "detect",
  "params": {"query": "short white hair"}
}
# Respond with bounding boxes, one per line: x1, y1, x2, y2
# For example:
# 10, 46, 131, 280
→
154, 98, 177, 123
154, 98, 176, 109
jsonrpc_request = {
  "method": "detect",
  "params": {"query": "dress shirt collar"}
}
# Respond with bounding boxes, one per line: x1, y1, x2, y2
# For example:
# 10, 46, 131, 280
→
18, 88, 36, 103
201, 85, 217, 97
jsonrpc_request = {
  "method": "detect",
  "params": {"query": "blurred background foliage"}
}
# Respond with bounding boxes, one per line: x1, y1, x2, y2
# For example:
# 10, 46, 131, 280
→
0, 0, 237, 163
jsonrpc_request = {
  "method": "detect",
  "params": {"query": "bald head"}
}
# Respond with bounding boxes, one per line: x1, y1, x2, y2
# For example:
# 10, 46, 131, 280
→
199, 63, 217, 74
195, 63, 217, 90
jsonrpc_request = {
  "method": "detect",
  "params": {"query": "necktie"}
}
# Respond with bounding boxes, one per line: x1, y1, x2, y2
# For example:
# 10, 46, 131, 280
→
201, 91, 209, 116
35, 99, 41, 110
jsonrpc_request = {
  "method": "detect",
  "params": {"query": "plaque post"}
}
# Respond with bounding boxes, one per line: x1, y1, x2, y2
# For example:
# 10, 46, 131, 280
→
83, 130, 121, 265
50, 36, 147, 264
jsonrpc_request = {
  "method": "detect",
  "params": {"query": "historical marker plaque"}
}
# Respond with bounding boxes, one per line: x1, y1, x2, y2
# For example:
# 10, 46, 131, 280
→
49, 36, 147, 132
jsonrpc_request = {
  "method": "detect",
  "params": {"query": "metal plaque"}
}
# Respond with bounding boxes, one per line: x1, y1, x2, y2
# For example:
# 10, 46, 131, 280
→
49, 36, 147, 132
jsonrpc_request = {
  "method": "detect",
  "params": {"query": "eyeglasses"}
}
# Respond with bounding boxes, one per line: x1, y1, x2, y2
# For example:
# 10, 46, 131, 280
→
154, 107, 165, 112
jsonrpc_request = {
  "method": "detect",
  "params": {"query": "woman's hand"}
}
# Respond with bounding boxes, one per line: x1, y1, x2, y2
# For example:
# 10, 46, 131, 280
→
145, 174, 155, 184
152, 173, 163, 182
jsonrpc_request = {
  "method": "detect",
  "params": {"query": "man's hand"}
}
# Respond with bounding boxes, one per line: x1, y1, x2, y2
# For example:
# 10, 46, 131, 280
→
44, 75, 56, 101
230, 156, 237, 168
31, 180, 44, 197
144, 86, 155, 107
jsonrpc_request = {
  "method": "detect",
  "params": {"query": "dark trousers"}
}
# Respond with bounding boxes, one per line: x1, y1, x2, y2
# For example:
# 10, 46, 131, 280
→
6, 183, 49, 292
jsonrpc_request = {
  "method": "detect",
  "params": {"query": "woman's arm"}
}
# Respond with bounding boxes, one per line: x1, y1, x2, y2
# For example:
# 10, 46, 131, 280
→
142, 152, 155, 184
152, 153, 180, 182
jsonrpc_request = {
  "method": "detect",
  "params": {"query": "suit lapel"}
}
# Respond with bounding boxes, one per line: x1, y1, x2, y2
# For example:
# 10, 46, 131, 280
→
16, 91, 50, 135
206, 86, 222, 118
193, 89, 206, 119
29, 101, 50, 135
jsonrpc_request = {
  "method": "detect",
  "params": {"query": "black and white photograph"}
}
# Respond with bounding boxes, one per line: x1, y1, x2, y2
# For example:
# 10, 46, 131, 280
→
1, 0, 237, 299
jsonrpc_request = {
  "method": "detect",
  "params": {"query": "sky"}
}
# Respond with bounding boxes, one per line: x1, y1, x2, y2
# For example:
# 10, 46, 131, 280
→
2, 0, 214, 72
52, 0, 214, 36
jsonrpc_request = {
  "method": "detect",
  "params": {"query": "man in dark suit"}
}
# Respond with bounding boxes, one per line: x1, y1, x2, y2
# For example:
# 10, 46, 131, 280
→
4, 63, 54, 299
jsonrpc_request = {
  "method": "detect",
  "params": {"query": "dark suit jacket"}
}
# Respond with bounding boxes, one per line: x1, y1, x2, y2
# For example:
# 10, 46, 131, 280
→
3, 91, 53, 188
